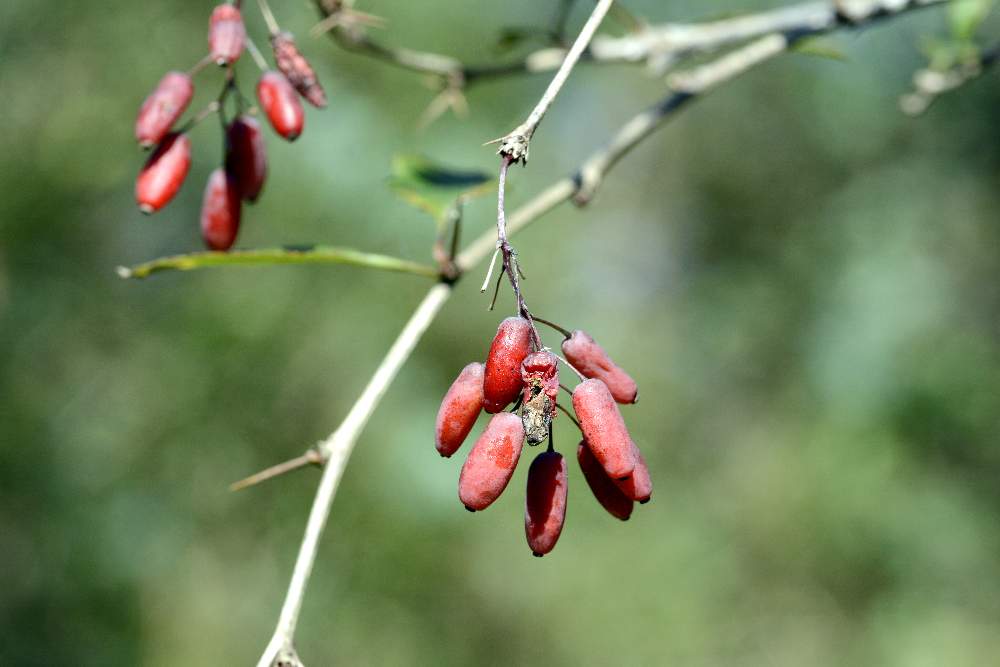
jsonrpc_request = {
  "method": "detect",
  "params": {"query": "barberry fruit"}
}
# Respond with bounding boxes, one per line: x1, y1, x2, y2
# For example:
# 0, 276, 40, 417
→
256, 71, 305, 141
614, 441, 652, 504
524, 450, 568, 556
458, 412, 524, 511
271, 32, 328, 108
200, 168, 242, 251
577, 441, 633, 521
135, 133, 192, 214
435, 362, 485, 458
520, 350, 559, 445
226, 115, 268, 202
571, 379, 636, 480
208, 4, 245, 66
135, 72, 194, 149
562, 330, 638, 404
483, 317, 533, 413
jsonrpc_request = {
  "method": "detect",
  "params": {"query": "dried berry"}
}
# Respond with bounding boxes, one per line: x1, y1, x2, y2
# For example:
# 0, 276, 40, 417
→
524, 450, 568, 556
226, 115, 267, 202
135, 72, 194, 149
435, 362, 485, 458
562, 330, 638, 404
135, 133, 192, 214
520, 350, 559, 445
458, 412, 524, 511
208, 4, 245, 66
571, 379, 636, 480
483, 317, 533, 413
200, 168, 242, 251
271, 31, 327, 108
256, 71, 305, 141
577, 441, 633, 521
614, 441, 652, 504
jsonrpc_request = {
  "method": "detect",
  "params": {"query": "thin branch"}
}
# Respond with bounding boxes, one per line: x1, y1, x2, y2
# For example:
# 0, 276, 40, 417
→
230, 450, 323, 492
117, 246, 440, 280
900, 41, 1000, 115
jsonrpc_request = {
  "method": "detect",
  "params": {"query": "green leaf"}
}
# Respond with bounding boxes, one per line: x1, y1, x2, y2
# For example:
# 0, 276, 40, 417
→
389, 155, 494, 221
949, 0, 995, 42
495, 27, 549, 53
790, 37, 848, 62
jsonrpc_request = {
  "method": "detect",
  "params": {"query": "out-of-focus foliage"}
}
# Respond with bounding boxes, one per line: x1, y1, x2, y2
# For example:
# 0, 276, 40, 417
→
1, 1, 999, 665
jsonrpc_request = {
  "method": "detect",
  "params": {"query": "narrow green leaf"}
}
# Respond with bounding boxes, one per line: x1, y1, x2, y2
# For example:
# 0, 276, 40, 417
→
790, 37, 848, 62
389, 155, 494, 220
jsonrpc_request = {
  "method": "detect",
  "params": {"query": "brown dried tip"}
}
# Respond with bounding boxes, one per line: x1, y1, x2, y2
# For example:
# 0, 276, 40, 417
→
562, 330, 638, 404
520, 351, 559, 445
271, 31, 328, 108
435, 362, 485, 458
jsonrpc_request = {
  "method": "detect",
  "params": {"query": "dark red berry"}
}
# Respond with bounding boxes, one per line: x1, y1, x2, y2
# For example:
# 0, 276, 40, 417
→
577, 441, 633, 521
458, 412, 524, 511
614, 441, 652, 504
226, 115, 267, 203
135, 133, 191, 214
571, 379, 636, 480
483, 317, 533, 413
520, 350, 559, 445
435, 362, 485, 458
562, 330, 638, 404
135, 71, 194, 149
525, 450, 568, 557
208, 4, 245, 66
256, 71, 305, 141
200, 168, 241, 251
271, 31, 327, 108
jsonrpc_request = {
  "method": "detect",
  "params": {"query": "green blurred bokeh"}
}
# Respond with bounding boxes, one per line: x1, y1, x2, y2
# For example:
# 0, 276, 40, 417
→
2, 1, 1000, 665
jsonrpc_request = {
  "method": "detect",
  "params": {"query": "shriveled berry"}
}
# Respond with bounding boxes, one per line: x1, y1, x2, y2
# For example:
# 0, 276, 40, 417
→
483, 317, 533, 413
458, 412, 524, 511
525, 450, 568, 557
435, 362, 485, 458
271, 31, 327, 108
256, 71, 305, 141
614, 441, 652, 504
577, 441, 633, 521
135, 133, 191, 214
208, 4, 245, 66
571, 379, 636, 480
520, 350, 558, 445
226, 115, 267, 202
135, 71, 194, 149
562, 330, 638, 404
200, 168, 241, 251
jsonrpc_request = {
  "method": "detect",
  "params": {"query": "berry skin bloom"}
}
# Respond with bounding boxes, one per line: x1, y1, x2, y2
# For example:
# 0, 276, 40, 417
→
271, 32, 328, 108
200, 168, 242, 251
435, 362, 485, 458
572, 378, 636, 480
135, 72, 194, 149
208, 4, 246, 66
458, 412, 524, 512
562, 330, 638, 404
577, 441, 633, 521
135, 133, 192, 214
483, 317, 533, 413
524, 450, 568, 556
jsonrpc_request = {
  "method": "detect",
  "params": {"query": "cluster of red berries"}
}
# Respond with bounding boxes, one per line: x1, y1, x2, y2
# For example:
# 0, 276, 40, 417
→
435, 317, 651, 556
134, 2, 326, 250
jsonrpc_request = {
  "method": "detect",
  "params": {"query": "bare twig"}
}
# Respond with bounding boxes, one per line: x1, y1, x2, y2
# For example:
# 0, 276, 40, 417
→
900, 41, 1000, 115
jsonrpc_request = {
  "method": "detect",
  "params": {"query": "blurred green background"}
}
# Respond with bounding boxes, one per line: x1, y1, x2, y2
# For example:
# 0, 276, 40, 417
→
2, 0, 1000, 665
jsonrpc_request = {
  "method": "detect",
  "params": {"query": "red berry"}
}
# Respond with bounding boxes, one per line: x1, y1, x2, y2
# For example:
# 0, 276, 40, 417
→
614, 441, 652, 504
256, 71, 305, 141
271, 32, 328, 108
524, 450, 568, 557
226, 116, 267, 203
200, 168, 241, 251
208, 4, 245, 66
571, 379, 636, 480
520, 350, 559, 445
562, 330, 638, 404
577, 441, 633, 521
483, 317, 533, 413
458, 412, 524, 511
435, 362, 485, 458
135, 133, 191, 214
135, 71, 194, 149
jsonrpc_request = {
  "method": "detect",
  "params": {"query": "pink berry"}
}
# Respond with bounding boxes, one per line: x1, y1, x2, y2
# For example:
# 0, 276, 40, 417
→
524, 450, 568, 556
256, 71, 305, 141
208, 4, 245, 66
571, 379, 636, 480
483, 317, 533, 413
435, 362, 485, 457
577, 441, 633, 521
562, 330, 638, 404
458, 412, 524, 511
200, 168, 241, 251
135, 71, 194, 149
135, 133, 191, 214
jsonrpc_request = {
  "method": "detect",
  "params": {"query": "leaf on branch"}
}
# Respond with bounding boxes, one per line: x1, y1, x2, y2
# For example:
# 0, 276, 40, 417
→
790, 37, 848, 62
389, 154, 494, 221
495, 27, 550, 53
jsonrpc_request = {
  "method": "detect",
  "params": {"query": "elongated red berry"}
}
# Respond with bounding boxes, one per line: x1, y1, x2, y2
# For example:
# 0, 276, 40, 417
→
483, 317, 533, 413
200, 168, 241, 251
256, 71, 305, 141
571, 379, 636, 480
209, 4, 245, 65
458, 412, 524, 511
614, 441, 652, 504
226, 116, 267, 203
521, 351, 558, 445
577, 441, 633, 520
562, 330, 638, 404
271, 32, 327, 108
135, 133, 191, 214
135, 72, 194, 149
525, 450, 568, 557
435, 362, 485, 457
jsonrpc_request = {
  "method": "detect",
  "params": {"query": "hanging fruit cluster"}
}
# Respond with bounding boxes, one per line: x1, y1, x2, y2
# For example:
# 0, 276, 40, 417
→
133, 1, 326, 250
435, 317, 651, 557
